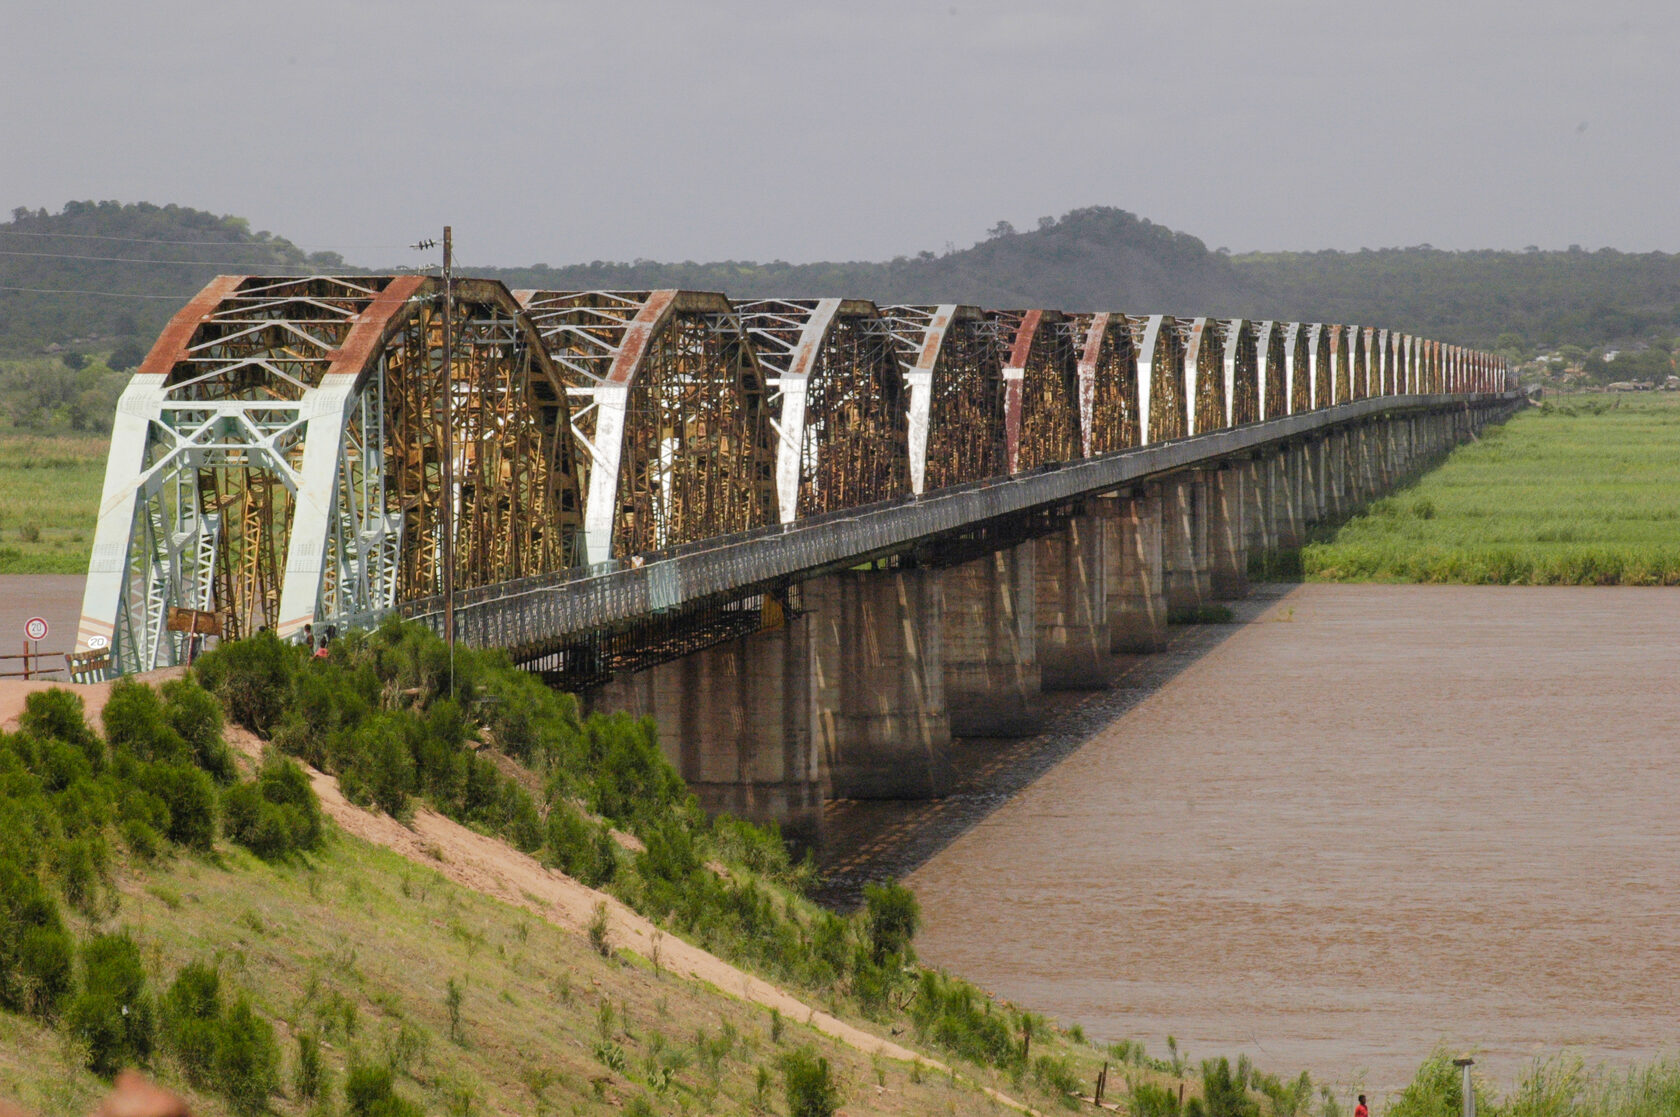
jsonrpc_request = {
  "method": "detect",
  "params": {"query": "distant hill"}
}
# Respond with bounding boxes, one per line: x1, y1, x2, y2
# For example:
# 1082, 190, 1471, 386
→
482, 206, 1249, 320
0, 201, 348, 357
7, 200, 1680, 360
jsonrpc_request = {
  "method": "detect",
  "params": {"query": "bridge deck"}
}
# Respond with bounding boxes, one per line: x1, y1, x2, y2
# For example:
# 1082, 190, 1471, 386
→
400, 392, 1511, 656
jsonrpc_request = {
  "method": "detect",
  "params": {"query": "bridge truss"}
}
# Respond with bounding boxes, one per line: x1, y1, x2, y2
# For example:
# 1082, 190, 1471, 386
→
75, 273, 1512, 678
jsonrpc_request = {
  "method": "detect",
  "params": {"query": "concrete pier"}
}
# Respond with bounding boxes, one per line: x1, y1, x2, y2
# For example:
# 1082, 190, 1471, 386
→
1163, 471, 1211, 611
806, 568, 951, 799
1035, 515, 1114, 689
942, 544, 1042, 735
589, 617, 823, 846
1208, 463, 1249, 600
1102, 486, 1168, 653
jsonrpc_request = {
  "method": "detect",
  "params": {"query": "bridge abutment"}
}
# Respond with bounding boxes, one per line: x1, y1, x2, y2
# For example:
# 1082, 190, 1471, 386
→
1035, 514, 1115, 689
589, 617, 824, 847
942, 545, 1043, 735
806, 568, 952, 799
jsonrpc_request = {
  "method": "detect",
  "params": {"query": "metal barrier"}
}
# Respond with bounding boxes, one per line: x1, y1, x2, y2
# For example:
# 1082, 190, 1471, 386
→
399, 392, 1518, 656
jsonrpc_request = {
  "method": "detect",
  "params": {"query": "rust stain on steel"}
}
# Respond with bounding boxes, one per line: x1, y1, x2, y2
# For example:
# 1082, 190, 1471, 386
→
137, 274, 246, 377
324, 274, 428, 377
1075, 312, 1109, 458
606, 290, 680, 386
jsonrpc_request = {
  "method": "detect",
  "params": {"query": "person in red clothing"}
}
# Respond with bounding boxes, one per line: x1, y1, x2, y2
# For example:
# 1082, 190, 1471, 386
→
1355, 1095, 1369, 1117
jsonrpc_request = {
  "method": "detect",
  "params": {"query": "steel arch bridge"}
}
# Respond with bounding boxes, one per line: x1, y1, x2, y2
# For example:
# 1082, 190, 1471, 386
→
75, 274, 1510, 677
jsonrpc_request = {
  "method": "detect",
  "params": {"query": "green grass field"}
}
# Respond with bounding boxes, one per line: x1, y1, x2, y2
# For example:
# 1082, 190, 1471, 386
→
1299, 393, 1680, 584
0, 428, 107, 574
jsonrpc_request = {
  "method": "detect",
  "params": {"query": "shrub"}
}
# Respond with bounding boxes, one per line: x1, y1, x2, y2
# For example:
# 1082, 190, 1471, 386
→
135, 761, 217, 851
863, 880, 920, 964
214, 995, 281, 1115
18, 689, 104, 772
544, 802, 616, 888
294, 1032, 326, 1100
345, 1058, 424, 1117
68, 931, 154, 1075
160, 677, 237, 783
160, 962, 221, 1085
781, 1046, 841, 1117
193, 631, 297, 737
0, 858, 75, 1017
103, 678, 190, 765
223, 755, 324, 860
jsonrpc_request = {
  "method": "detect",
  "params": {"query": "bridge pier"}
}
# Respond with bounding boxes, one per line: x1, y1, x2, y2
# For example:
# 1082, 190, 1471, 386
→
1240, 455, 1275, 558
1035, 514, 1114, 689
807, 568, 951, 799
1162, 471, 1211, 611
1269, 447, 1303, 550
1208, 463, 1249, 600
943, 545, 1042, 735
588, 618, 824, 847
1101, 486, 1168, 652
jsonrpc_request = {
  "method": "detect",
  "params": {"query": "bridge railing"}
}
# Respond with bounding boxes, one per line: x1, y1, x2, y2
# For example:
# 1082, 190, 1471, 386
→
402, 391, 1518, 653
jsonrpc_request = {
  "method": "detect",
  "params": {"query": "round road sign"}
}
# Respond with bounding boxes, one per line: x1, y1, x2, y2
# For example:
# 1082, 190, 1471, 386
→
24, 617, 48, 641
87, 634, 109, 650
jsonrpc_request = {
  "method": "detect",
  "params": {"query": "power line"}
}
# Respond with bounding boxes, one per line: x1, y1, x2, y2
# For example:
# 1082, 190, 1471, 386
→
0, 229, 408, 252
0, 284, 199, 300
0, 248, 315, 267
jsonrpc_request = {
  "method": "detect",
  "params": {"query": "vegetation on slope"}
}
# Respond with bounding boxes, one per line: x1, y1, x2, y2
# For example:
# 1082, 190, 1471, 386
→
1263, 394, 1680, 585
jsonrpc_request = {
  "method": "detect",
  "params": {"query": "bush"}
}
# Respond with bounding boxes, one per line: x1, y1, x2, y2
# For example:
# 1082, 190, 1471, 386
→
135, 761, 217, 851
161, 677, 237, 783
863, 880, 920, 964
160, 962, 221, 1085
68, 931, 154, 1075
781, 1046, 842, 1117
193, 631, 298, 737
0, 858, 75, 1017
102, 678, 190, 765
214, 995, 281, 1115
544, 801, 616, 888
223, 755, 323, 860
345, 1058, 424, 1117
18, 689, 104, 772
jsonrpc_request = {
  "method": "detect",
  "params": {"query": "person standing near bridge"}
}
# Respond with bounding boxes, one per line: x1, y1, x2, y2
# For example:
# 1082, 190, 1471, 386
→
1356, 1094, 1369, 1117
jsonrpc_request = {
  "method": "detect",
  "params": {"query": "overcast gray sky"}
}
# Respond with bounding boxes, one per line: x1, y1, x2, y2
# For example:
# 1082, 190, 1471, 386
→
6, 0, 1678, 267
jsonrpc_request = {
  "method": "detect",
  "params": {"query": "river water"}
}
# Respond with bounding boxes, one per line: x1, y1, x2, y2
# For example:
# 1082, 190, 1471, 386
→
905, 584, 1680, 1096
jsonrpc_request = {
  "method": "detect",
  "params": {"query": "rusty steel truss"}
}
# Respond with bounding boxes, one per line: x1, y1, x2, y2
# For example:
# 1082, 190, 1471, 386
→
734, 298, 911, 521
515, 290, 776, 562
77, 275, 581, 674
77, 271, 1511, 678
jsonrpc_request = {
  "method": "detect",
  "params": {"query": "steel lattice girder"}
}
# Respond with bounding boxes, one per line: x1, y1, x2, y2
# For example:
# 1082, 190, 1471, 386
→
515, 289, 776, 562
1129, 314, 1187, 444
1180, 318, 1231, 435
75, 274, 582, 676
988, 309, 1079, 473
733, 297, 911, 522
877, 304, 1006, 494
1220, 319, 1260, 427
1066, 312, 1140, 457
1254, 321, 1288, 420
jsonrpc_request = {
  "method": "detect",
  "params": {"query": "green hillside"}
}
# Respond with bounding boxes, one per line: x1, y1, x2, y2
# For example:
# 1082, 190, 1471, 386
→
0, 201, 348, 358
6, 199, 1679, 366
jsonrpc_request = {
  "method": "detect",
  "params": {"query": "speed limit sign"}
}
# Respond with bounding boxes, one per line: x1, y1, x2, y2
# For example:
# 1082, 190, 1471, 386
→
24, 617, 48, 641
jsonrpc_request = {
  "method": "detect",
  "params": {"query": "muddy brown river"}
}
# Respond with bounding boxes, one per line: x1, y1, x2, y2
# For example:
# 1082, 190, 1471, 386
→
906, 584, 1680, 1096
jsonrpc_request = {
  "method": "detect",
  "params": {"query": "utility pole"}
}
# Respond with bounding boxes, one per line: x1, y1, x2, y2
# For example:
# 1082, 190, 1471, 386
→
440, 226, 455, 652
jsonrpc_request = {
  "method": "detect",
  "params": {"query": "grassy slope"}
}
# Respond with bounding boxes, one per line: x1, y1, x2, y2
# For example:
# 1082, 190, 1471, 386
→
0, 802, 1085, 1117
1301, 393, 1680, 584
0, 427, 107, 573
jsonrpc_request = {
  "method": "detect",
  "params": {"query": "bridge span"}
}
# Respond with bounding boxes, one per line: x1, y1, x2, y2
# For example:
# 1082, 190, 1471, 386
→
72, 274, 1516, 841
